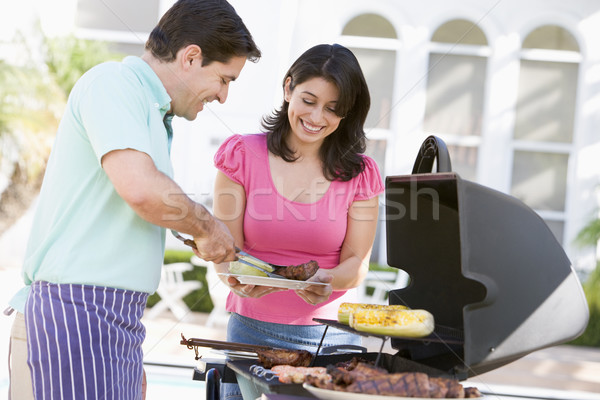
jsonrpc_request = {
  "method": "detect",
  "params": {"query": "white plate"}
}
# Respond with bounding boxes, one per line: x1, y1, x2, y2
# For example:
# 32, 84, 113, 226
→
218, 273, 329, 290
302, 383, 483, 400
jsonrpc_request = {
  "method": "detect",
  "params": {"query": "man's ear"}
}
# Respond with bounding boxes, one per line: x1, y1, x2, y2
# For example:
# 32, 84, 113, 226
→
182, 44, 202, 70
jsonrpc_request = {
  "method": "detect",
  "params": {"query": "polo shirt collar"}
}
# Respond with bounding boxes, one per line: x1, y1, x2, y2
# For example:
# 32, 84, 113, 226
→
123, 56, 172, 117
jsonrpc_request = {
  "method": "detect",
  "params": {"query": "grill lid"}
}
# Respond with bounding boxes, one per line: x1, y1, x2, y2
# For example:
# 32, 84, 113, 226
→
385, 136, 589, 377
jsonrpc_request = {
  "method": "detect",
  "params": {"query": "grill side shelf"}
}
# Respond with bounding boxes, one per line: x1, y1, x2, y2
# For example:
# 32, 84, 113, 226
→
312, 318, 464, 344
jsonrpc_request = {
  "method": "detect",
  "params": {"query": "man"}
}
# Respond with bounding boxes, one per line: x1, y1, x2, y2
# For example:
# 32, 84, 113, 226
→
6, 0, 261, 398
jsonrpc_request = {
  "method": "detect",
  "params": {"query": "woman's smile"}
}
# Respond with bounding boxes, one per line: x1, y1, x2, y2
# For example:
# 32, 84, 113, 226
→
301, 119, 323, 133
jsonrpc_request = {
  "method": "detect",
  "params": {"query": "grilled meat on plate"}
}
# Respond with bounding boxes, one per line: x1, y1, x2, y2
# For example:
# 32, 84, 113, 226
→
257, 348, 313, 368
306, 359, 483, 398
274, 260, 319, 281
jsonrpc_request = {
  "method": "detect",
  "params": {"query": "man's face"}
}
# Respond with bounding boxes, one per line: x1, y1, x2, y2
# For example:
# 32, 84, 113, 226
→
172, 50, 247, 121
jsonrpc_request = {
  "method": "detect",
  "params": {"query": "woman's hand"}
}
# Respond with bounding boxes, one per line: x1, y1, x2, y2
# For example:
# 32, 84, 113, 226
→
226, 276, 286, 298
295, 271, 333, 305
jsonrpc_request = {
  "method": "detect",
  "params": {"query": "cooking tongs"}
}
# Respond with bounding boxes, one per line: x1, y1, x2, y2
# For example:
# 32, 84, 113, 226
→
170, 230, 281, 278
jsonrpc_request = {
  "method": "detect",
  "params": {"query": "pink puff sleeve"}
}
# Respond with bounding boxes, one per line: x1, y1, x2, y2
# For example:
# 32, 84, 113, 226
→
214, 134, 245, 185
354, 156, 385, 201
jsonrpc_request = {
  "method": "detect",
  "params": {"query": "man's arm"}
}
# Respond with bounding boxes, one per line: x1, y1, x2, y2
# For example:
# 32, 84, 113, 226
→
101, 148, 236, 263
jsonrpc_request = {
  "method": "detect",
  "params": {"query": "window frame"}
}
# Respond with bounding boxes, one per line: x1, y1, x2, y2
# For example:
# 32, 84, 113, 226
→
423, 20, 491, 180
509, 25, 582, 243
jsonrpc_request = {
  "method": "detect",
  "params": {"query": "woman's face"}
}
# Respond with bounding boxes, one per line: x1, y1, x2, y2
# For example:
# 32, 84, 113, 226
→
284, 76, 343, 147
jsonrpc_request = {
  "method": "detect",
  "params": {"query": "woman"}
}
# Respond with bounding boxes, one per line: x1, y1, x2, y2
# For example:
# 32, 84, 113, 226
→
213, 44, 384, 399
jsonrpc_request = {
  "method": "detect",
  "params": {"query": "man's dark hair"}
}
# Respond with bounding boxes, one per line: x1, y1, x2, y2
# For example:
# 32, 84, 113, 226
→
262, 44, 371, 181
146, 0, 261, 65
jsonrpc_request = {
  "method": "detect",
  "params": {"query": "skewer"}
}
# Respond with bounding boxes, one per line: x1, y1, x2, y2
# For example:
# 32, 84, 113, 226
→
180, 334, 272, 354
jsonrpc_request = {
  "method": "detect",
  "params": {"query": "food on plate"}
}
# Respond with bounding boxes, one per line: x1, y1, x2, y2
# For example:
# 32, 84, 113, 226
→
273, 260, 319, 281
305, 358, 483, 398
229, 259, 319, 281
337, 303, 409, 325
345, 372, 478, 398
349, 308, 435, 337
229, 260, 274, 277
256, 348, 313, 368
327, 360, 388, 385
271, 365, 329, 384
463, 387, 484, 398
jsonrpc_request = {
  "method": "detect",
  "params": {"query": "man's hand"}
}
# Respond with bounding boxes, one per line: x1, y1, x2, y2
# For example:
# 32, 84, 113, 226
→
192, 219, 237, 264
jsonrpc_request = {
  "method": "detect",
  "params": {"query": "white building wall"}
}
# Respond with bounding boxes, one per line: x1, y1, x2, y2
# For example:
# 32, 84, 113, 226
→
174, 0, 600, 272
1, 0, 599, 272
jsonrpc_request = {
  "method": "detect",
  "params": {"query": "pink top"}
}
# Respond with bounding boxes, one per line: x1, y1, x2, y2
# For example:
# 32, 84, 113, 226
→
214, 133, 384, 324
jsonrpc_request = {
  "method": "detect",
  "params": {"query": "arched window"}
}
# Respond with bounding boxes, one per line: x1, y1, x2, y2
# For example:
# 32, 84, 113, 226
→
339, 13, 400, 262
341, 14, 398, 130
423, 19, 489, 181
342, 13, 397, 39
339, 13, 399, 179
511, 25, 580, 244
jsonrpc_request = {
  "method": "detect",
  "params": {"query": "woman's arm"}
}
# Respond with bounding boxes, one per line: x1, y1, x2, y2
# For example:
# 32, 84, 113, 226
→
332, 196, 380, 290
296, 196, 379, 304
213, 171, 246, 279
213, 171, 285, 297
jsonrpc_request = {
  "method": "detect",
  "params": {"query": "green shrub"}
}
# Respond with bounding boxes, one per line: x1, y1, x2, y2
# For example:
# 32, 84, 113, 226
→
569, 212, 600, 348
569, 264, 600, 347
146, 249, 214, 313
368, 262, 397, 273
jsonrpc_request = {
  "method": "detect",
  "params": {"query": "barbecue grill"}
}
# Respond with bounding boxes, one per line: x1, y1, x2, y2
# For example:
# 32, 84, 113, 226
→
183, 135, 589, 400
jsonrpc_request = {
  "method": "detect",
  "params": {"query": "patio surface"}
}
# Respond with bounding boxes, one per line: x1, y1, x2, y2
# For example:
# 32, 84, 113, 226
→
142, 309, 600, 399
1, 264, 599, 399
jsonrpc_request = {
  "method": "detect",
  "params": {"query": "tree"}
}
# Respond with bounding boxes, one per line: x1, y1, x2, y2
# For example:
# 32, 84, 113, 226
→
0, 31, 122, 235
569, 194, 600, 347
575, 217, 600, 250
0, 34, 63, 234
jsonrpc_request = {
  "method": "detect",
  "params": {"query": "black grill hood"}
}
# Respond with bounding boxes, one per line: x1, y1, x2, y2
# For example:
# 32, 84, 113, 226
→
385, 135, 589, 377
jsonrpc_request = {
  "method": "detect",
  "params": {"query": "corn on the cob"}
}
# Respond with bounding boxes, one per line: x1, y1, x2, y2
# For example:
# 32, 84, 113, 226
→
349, 309, 434, 337
229, 261, 268, 277
337, 303, 409, 325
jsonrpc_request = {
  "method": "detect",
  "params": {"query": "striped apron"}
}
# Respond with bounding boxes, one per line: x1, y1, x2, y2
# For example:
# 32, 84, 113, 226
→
25, 281, 148, 400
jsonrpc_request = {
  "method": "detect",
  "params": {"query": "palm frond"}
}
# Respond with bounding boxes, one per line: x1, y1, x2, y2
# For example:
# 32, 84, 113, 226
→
574, 218, 600, 248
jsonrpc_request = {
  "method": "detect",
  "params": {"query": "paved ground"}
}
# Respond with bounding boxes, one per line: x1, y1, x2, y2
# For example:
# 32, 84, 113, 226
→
2, 262, 600, 399
466, 344, 600, 394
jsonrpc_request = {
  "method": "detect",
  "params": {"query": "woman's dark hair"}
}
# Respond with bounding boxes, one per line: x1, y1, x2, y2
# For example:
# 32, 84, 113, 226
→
146, 0, 261, 65
262, 44, 370, 181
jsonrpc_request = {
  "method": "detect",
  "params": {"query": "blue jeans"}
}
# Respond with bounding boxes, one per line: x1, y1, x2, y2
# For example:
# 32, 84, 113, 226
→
221, 313, 361, 400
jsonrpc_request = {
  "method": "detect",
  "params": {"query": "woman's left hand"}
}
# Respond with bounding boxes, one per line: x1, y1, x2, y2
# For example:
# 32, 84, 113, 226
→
295, 271, 333, 305
225, 276, 286, 298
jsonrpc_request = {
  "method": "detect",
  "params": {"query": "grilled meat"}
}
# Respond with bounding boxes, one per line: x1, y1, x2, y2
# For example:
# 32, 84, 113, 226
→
274, 260, 319, 281
327, 361, 387, 386
333, 357, 363, 370
305, 374, 336, 390
256, 348, 313, 368
346, 372, 431, 397
308, 360, 482, 398
271, 365, 329, 384
464, 387, 483, 398
429, 376, 465, 398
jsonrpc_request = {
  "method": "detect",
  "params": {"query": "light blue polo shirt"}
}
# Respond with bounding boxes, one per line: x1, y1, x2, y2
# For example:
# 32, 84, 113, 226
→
10, 56, 174, 312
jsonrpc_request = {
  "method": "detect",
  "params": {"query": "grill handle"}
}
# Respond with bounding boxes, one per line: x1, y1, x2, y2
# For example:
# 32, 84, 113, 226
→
411, 135, 452, 174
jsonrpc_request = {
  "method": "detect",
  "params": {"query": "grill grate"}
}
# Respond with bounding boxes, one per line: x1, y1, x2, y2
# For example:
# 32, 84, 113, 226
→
312, 318, 464, 345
